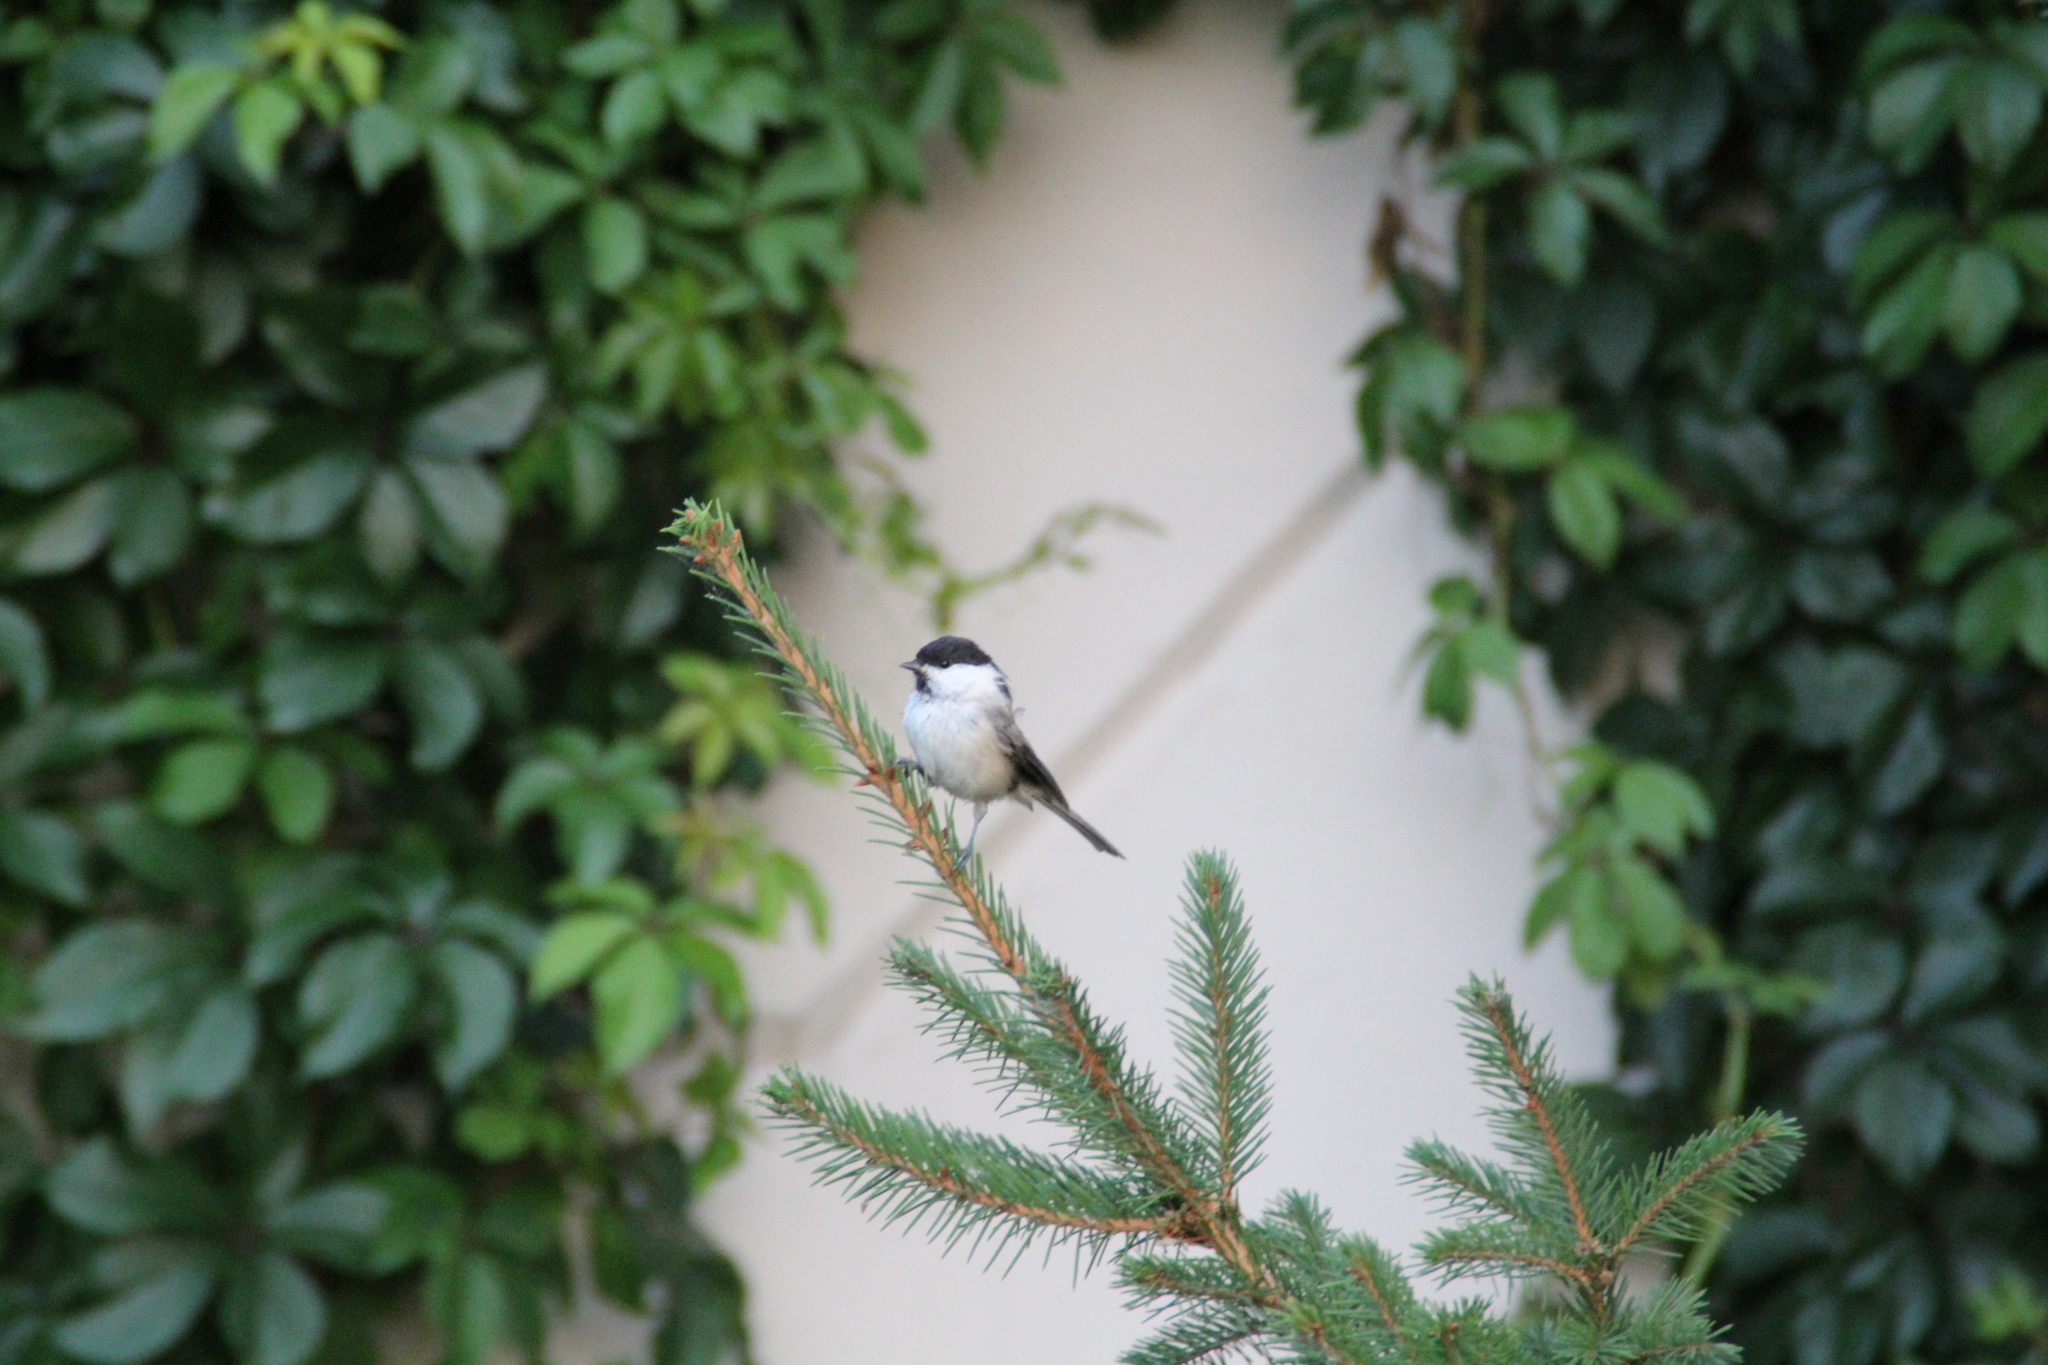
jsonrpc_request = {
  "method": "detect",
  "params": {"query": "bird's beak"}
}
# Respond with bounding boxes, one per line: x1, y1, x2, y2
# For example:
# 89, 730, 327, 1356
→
900, 662, 918, 672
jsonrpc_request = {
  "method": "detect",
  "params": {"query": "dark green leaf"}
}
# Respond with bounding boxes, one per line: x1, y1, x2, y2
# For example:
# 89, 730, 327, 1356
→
1529, 180, 1591, 285
298, 933, 416, 1079
259, 632, 386, 733
21, 921, 186, 1040
54, 1245, 216, 1365
345, 104, 420, 191
0, 806, 88, 906
1944, 244, 2022, 363
429, 939, 515, 1089
108, 466, 194, 586
1852, 1054, 1954, 1183
218, 1252, 324, 1365
0, 596, 50, 709
394, 640, 483, 771
1955, 58, 2042, 176
1967, 353, 2048, 477
1919, 504, 2020, 583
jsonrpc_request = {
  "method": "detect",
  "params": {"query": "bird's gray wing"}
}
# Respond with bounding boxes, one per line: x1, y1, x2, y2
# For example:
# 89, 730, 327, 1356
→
991, 711, 1067, 806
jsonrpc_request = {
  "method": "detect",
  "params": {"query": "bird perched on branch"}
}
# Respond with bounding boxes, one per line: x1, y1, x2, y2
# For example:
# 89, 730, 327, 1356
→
899, 635, 1122, 859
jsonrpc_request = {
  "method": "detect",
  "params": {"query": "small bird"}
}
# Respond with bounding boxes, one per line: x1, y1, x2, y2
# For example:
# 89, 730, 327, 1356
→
900, 635, 1123, 859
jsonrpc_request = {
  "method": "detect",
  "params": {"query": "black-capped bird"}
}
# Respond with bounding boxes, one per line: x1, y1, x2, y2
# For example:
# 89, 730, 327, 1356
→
899, 636, 1122, 858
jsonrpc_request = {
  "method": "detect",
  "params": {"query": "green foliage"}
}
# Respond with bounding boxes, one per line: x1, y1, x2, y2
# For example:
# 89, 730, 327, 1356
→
0, 0, 1064, 1362
668, 499, 1802, 1365
1280, 0, 2048, 1360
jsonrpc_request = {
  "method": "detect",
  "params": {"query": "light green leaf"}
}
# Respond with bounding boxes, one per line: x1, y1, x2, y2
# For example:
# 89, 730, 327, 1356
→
424, 125, 489, 254
1546, 459, 1622, 567
1566, 868, 1629, 977
257, 746, 334, 845
233, 80, 304, 184
152, 736, 257, 825
399, 366, 540, 462
589, 935, 681, 1073
583, 196, 648, 295
1861, 243, 1953, 377
1458, 621, 1521, 686
530, 911, 638, 999
165, 986, 260, 1105
1613, 762, 1715, 853
1433, 136, 1536, 189
149, 63, 241, 159
1611, 855, 1688, 962
1460, 405, 1575, 470
298, 932, 417, 1078
602, 68, 668, 148
1497, 71, 1564, 159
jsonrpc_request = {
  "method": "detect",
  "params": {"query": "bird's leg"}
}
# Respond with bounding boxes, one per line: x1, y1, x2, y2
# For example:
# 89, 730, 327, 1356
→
962, 803, 988, 858
894, 756, 923, 777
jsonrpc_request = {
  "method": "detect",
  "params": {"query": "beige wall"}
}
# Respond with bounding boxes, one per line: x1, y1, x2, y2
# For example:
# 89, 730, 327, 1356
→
685, 2, 1614, 1359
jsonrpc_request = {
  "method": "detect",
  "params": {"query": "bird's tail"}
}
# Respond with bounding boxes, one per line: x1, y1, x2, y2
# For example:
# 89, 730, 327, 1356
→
1044, 799, 1124, 858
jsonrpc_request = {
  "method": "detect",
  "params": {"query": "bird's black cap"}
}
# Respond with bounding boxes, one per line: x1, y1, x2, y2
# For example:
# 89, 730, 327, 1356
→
910, 635, 993, 668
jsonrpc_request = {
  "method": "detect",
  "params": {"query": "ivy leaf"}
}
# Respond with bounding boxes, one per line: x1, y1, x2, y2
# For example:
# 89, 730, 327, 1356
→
590, 935, 683, 1073
429, 939, 515, 1090
1613, 763, 1715, 854
53, 1245, 218, 1365
1528, 179, 1591, 285
394, 639, 484, 771
1853, 1054, 1954, 1184
584, 196, 648, 295
530, 911, 639, 999
346, 104, 420, 191
1546, 459, 1622, 567
257, 746, 334, 845
1954, 58, 2042, 176
1967, 353, 2048, 477
1919, 504, 2020, 583
0, 807, 89, 906
217, 1251, 325, 1365
233, 80, 305, 184
298, 933, 417, 1078
149, 63, 242, 159
1460, 406, 1574, 470
1944, 243, 2022, 363
151, 737, 257, 826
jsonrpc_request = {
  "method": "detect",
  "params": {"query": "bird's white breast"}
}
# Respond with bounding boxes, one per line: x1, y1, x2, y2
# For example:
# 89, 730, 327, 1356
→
904, 663, 1015, 803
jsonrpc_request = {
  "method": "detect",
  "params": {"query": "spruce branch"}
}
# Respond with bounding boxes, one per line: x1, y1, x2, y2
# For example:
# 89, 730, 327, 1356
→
1169, 854, 1272, 1200
663, 504, 1801, 1365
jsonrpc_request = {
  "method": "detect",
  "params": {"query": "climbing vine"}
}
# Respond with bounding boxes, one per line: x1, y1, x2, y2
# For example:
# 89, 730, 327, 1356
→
0, 0, 1063, 1362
